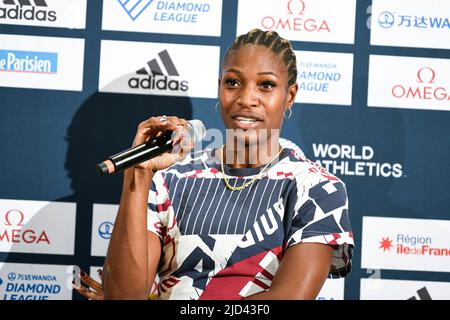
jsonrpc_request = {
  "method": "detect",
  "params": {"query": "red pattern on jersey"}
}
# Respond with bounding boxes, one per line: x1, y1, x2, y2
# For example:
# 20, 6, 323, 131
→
199, 246, 283, 300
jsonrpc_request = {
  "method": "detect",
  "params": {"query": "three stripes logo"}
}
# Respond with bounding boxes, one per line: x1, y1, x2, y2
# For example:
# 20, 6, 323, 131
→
137, 49, 179, 77
0, 0, 56, 22
3, 0, 47, 5
117, 0, 153, 21
407, 287, 432, 300
129, 50, 189, 92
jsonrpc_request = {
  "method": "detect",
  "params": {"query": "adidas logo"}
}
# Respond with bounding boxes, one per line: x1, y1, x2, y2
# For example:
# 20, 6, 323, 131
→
128, 50, 189, 92
407, 286, 432, 300
0, 0, 56, 22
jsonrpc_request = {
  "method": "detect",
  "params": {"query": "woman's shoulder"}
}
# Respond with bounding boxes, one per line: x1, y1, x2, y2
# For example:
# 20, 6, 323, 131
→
276, 148, 346, 189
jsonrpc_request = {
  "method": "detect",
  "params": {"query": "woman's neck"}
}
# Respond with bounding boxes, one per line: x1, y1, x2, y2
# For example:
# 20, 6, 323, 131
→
221, 138, 281, 169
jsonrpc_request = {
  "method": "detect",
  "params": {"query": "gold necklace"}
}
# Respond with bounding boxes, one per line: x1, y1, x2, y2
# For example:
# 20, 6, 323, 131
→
219, 146, 284, 191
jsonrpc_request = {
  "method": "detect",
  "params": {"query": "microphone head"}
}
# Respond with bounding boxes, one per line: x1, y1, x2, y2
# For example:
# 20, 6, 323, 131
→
187, 119, 206, 144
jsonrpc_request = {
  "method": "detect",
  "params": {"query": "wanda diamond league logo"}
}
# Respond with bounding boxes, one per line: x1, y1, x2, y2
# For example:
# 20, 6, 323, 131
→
379, 237, 393, 252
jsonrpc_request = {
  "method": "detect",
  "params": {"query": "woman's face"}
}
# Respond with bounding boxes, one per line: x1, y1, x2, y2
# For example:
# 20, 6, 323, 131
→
219, 44, 298, 146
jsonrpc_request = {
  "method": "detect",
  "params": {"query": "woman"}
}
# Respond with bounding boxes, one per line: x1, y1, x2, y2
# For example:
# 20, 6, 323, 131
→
95, 29, 353, 300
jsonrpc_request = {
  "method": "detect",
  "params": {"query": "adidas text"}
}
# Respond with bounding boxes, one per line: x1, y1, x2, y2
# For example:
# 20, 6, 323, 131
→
0, 5, 56, 22
128, 75, 189, 92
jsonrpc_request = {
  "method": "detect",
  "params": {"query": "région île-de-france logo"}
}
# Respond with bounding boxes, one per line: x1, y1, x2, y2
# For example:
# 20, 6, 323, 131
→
392, 67, 450, 102
128, 49, 189, 92
261, 0, 330, 33
378, 234, 450, 257
117, 0, 153, 21
378, 10, 450, 30
0, 0, 56, 22
379, 237, 393, 252
0, 49, 58, 74
0, 209, 50, 244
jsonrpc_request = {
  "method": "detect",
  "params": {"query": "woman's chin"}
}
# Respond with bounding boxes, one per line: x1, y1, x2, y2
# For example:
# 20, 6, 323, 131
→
233, 131, 263, 148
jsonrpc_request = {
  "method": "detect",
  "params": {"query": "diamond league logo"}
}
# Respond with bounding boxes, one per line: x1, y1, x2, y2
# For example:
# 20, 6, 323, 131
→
378, 11, 395, 28
116, 0, 153, 21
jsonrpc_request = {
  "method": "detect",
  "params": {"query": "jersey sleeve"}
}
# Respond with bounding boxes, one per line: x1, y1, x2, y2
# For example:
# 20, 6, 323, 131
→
286, 175, 354, 278
147, 171, 170, 240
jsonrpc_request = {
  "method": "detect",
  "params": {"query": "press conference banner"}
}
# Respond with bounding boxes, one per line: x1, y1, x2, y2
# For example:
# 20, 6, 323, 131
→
0, 0, 449, 301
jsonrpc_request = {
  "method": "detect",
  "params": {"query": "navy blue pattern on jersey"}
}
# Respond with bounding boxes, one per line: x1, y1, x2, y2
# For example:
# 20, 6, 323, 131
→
146, 148, 354, 299
164, 174, 289, 235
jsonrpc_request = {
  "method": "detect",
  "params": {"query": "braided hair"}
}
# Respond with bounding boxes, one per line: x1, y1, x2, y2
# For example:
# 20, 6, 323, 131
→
224, 29, 298, 87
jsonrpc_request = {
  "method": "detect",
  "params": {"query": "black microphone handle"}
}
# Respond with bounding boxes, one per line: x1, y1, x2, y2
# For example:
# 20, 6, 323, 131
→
96, 132, 173, 175
113, 140, 173, 172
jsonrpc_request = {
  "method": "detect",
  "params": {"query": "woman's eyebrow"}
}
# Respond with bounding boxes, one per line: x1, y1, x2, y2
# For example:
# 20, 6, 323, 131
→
224, 69, 280, 79
224, 68, 242, 74
258, 71, 280, 78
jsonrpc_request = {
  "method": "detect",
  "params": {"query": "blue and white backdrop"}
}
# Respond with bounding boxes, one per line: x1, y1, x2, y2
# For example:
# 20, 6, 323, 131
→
0, 0, 449, 300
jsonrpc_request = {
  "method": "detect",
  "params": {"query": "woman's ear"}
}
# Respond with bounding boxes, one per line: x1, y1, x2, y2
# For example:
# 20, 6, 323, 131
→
286, 82, 298, 108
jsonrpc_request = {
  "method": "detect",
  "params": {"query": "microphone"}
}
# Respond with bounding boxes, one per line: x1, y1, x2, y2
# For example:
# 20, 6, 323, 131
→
96, 119, 206, 175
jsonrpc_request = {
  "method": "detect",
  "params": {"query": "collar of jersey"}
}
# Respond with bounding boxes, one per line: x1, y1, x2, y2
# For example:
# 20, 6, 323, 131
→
209, 148, 290, 177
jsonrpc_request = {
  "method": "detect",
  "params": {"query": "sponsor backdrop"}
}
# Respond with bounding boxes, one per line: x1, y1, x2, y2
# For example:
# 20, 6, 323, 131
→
0, 0, 449, 300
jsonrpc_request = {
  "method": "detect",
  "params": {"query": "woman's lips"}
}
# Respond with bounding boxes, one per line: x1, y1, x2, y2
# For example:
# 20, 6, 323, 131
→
231, 116, 263, 129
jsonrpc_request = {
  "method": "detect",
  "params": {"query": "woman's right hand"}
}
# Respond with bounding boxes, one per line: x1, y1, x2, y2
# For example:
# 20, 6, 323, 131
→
131, 115, 194, 173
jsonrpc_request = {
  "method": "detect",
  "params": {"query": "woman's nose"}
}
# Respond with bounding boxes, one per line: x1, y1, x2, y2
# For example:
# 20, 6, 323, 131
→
238, 85, 260, 108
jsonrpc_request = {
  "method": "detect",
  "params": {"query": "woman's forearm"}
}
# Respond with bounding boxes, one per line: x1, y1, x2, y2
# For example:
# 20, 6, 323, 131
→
102, 168, 153, 300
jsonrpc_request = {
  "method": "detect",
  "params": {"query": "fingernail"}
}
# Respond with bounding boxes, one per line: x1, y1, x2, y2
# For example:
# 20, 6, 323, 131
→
80, 270, 86, 277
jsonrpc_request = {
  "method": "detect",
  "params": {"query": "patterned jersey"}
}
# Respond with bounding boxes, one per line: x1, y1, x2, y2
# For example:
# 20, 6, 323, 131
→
147, 148, 354, 300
